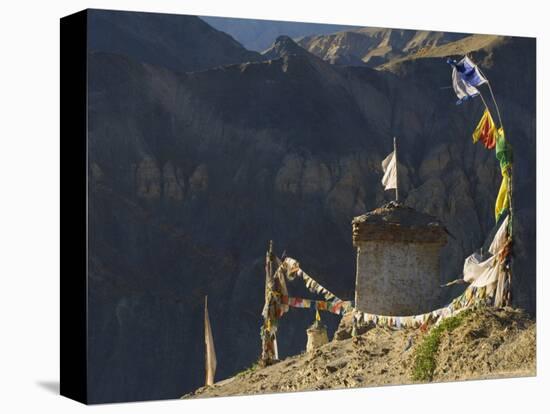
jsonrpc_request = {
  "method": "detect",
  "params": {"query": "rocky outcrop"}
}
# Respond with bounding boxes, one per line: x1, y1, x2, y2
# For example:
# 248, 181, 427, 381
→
298, 28, 469, 67
262, 36, 312, 61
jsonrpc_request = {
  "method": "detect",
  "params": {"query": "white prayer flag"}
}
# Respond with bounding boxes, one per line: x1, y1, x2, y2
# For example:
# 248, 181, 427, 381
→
489, 215, 510, 255
449, 56, 487, 104
381, 150, 397, 190
463, 216, 509, 288
204, 297, 217, 386
452, 67, 480, 102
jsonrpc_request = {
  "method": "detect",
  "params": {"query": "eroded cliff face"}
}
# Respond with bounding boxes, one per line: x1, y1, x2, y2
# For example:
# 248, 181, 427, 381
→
86, 30, 535, 403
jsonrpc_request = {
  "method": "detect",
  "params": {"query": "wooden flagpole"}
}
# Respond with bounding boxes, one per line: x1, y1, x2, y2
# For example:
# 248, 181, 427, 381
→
260, 240, 275, 366
478, 89, 490, 113
204, 295, 208, 385
485, 80, 504, 130
469, 57, 504, 130
470, 57, 512, 305
394, 137, 399, 202
477, 62, 512, 306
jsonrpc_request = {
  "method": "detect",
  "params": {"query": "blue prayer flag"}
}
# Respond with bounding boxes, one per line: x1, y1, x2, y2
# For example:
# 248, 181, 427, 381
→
447, 56, 487, 104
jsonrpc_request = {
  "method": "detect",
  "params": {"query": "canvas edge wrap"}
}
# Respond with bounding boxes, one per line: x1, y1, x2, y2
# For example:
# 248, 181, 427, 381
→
60, 9, 88, 404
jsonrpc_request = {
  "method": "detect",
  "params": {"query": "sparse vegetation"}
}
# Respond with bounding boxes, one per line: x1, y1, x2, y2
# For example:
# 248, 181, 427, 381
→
236, 362, 259, 377
411, 309, 472, 382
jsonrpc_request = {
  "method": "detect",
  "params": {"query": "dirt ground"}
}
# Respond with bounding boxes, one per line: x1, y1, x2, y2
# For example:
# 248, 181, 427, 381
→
184, 306, 535, 399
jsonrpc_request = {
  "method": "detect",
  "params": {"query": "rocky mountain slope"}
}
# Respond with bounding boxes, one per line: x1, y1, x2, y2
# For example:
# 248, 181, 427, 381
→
201, 16, 357, 51
262, 35, 314, 60
86, 14, 536, 403
379, 34, 507, 71
297, 28, 469, 67
185, 307, 535, 398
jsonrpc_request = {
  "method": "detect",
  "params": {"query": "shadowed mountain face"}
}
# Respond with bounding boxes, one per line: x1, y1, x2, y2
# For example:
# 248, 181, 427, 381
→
86, 14, 536, 403
88, 9, 261, 73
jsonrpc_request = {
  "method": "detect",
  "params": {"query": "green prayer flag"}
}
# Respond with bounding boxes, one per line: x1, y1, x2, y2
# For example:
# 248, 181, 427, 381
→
495, 128, 512, 173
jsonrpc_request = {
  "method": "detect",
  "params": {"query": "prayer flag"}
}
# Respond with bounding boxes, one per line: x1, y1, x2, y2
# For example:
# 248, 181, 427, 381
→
448, 56, 487, 105
381, 150, 397, 190
454, 56, 488, 87
472, 109, 497, 149
451, 66, 479, 104
489, 215, 510, 255
495, 128, 512, 172
495, 169, 510, 222
204, 296, 217, 386
494, 128, 512, 222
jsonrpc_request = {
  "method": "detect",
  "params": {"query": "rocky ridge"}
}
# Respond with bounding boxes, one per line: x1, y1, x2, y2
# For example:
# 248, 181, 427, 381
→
88, 9, 261, 73
185, 307, 535, 398
297, 28, 469, 67
201, 16, 357, 51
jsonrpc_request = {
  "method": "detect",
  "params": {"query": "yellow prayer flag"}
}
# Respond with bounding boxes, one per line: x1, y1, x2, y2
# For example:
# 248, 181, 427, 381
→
495, 169, 510, 221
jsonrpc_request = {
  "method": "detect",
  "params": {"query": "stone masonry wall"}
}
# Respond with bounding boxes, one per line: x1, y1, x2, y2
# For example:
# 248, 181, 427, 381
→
355, 240, 442, 316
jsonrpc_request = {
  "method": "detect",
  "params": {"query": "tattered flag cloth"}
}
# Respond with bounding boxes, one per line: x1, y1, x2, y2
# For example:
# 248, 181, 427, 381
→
467, 257, 501, 288
489, 214, 510, 255
262, 257, 354, 321
463, 215, 510, 289
287, 297, 308, 308
463, 253, 495, 285
381, 150, 397, 190
472, 109, 497, 149
448, 56, 487, 105
353, 284, 488, 330
204, 297, 217, 386
284, 257, 301, 280
285, 296, 352, 315
281, 258, 338, 302
440, 278, 466, 288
